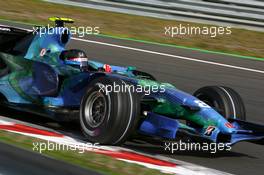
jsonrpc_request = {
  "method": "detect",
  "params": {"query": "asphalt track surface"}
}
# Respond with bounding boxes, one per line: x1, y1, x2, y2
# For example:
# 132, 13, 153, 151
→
1, 21, 264, 175
0, 141, 101, 175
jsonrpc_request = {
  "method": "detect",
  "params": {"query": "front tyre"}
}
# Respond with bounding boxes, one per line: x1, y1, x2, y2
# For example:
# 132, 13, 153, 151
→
80, 77, 140, 145
194, 86, 246, 120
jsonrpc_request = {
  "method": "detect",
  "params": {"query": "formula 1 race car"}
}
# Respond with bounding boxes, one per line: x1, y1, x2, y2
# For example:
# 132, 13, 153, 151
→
0, 17, 264, 146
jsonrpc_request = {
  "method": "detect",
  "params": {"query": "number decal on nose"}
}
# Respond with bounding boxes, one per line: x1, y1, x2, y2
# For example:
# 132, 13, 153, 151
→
39, 48, 46, 57
194, 100, 210, 108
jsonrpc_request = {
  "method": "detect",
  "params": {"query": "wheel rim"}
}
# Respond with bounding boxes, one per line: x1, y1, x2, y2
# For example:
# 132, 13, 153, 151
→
84, 91, 107, 128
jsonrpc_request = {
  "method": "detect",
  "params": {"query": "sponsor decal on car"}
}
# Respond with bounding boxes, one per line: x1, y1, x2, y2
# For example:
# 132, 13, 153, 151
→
225, 122, 234, 128
39, 48, 47, 57
204, 126, 216, 136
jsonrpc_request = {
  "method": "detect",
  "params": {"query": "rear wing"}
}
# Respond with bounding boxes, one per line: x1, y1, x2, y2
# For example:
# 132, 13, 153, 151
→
0, 25, 31, 34
0, 25, 33, 55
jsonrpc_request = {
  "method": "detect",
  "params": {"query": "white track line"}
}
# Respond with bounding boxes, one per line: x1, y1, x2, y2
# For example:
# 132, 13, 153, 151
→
73, 37, 264, 74
7, 25, 263, 74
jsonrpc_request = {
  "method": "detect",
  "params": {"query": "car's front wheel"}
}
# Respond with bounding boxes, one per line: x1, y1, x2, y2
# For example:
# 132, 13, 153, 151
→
80, 77, 140, 145
194, 86, 246, 120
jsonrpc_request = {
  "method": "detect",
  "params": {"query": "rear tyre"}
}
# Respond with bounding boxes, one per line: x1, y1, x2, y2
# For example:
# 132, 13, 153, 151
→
80, 77, 140, 145
193, 86, 246, 120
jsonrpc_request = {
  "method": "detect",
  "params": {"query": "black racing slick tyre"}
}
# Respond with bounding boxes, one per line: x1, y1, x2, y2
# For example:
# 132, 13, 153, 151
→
80, 77, 140, 145
194, 86, 246, 120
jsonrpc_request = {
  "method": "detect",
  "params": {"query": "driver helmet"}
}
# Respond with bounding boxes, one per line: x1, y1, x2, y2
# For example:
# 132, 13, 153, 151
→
60, 49, 88, 71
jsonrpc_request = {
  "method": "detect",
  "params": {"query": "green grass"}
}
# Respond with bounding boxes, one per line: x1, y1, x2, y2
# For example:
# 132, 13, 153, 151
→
0, 0, 263, 59
0, 130, 167, 175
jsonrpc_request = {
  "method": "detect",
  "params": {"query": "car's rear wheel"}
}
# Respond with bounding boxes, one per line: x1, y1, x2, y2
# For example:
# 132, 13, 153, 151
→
80, 77, 141, 145
193, 86, 246, 120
